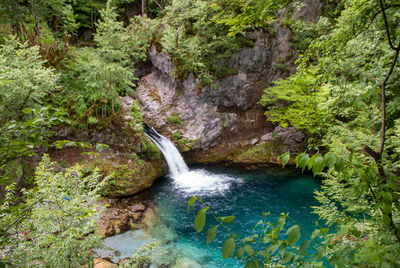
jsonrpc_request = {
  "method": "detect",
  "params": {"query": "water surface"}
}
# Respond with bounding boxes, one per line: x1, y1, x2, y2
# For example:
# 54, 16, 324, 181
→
102, 165, 320, 267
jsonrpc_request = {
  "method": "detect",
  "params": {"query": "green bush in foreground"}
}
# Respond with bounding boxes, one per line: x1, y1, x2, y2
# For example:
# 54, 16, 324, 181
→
0, 155, 110, 267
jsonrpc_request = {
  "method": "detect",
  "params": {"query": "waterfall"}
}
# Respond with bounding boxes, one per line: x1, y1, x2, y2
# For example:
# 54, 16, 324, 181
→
144, 124, 239, 195
144, 124, 189, 177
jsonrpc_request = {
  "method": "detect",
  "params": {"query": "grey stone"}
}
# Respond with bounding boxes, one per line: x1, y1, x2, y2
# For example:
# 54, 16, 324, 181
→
294, 131, 306, 142
251, 138, 259, 145
261, 133, 274, 142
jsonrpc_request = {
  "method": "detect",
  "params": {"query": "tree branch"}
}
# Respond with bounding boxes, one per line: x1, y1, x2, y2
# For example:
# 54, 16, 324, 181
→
378, 39, 400, 157
379, 0, 397, 50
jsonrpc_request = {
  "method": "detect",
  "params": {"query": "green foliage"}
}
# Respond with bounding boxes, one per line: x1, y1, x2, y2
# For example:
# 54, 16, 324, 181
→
0, 107, 69, 185
0, 38, 59, 119
172, 131, 182, 140
160, 0, 245, 81
61, 0, 155, 123
120, 242, 158, 268
0, 155, 110, 266
210, 0, 292, 37
140, 138, 162, 160
260, 72, 331, 135
0, 0, 78, 38
167, 113, 184, 126
70, 0, 105, 32
263, 0, 400, 261
188, 197, 331, 267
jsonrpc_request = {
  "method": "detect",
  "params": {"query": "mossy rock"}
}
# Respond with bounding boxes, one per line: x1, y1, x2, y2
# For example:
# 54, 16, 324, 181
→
103, 158, 167, 198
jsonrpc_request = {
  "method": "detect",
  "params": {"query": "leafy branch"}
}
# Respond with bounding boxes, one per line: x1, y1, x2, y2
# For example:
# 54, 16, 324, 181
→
187, 196, 330, 267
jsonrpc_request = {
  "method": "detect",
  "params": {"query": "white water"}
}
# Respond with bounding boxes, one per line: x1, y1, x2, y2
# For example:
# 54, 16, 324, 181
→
145, 126, 240, 195
146, 133, 189, 177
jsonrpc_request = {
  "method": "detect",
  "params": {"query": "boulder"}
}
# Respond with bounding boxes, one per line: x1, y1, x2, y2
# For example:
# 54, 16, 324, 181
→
93, 258, 117, 268
261, 133, 274, 142
97, 199, 152, 237
294, 131, 306, 142
250, 138, 259, 145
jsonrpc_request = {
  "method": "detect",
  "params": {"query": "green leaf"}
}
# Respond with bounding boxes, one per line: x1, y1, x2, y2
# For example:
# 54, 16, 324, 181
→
194, 208, 207, 232
334, 158, 346, 172
311, 229, 321, 239
282, 251, 293, 263
262, 212, 270, 218
281, 152, 290, 168
316, 247, 325, 259
266, 243, 280, 253
299, 240, 310, 255
383, 214, 391, 226
286, 225, 301, 245
236, 247, 245, 259
222, 236, 236, 259
259, 249, 270, 258
382, 204, 392, 215
22, 107, 32, 114
320, 227, 329, 235
244, 245, 255, 256
253, 219, 263, 230
312, 155, 325, 174
219, 215, 235, 224
187, 196, 197, 214
95, 143, 108, 152
383, 192, 392, 205
277, 214, 286, 230
245, 259, 259, 268
206, 225, 218, 245
323, 152, 336, 168
350, 228, 361, 238
295, 153, 309, 173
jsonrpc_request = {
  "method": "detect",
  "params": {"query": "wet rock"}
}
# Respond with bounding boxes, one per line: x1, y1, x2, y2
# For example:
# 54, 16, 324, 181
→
142, 207, 157, 231
97, 197, 155, 237
130, 223, 147, 230
132, 204, 146, 212
118, 258, 130, 266
132, 212, 142, 221
93, 258, 117, 268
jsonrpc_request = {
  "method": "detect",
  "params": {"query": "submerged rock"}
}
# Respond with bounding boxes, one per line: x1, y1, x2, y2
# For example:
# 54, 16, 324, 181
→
97, 194, 155, 237
142, 207, 157, 232
173, 257, 203, 268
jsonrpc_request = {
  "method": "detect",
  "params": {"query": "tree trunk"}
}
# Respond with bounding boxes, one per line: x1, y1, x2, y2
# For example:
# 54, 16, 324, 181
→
142, 0, 146, 16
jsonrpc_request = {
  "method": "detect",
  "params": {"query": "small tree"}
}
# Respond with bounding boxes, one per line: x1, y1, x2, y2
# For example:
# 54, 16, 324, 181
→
0, 37, 59, 120
0, 155, 110, 267
62, 0, 154, 121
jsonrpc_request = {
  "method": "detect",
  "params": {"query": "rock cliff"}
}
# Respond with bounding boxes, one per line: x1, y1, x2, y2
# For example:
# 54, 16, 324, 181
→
136, 0, 321, 164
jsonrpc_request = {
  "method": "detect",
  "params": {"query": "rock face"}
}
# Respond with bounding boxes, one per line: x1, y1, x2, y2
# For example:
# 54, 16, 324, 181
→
49, 96, 167, 198
136, 0, 321, 162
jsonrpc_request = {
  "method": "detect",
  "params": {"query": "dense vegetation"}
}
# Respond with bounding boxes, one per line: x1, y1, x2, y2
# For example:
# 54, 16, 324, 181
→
0, 0, 399, 267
